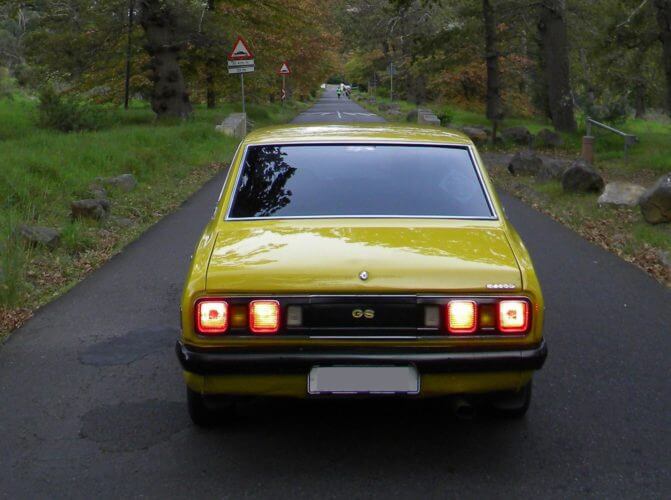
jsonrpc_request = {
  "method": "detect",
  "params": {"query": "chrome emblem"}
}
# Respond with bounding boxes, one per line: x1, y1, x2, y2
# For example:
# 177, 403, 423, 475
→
486, 283, 516, 290
352, 308, 375, 319
359, 271, 369, 281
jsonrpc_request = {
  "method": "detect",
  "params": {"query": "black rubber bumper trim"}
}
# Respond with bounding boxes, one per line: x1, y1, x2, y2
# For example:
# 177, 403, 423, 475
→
176, 340, 547, 375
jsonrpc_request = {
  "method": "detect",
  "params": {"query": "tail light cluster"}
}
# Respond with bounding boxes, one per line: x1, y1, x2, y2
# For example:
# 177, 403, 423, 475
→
196, 299, 280, 335
195, 297, 532, 336
445, 299, 530, 335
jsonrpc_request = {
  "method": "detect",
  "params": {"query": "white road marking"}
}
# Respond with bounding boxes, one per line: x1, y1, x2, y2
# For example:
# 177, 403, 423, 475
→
342, 112, 377, 117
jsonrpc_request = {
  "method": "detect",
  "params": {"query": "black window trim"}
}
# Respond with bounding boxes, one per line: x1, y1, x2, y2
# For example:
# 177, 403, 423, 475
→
224, 141, 499, 221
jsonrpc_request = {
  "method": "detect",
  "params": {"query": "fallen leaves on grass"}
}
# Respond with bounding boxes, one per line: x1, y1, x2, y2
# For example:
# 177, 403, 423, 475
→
0, 308, 32, 338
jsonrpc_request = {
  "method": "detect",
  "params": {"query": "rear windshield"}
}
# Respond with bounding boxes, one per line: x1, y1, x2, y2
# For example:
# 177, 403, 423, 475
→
228, 144, 493, 219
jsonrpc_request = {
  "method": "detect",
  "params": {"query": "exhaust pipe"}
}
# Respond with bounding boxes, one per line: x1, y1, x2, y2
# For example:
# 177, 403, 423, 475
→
451, 397, 476, 419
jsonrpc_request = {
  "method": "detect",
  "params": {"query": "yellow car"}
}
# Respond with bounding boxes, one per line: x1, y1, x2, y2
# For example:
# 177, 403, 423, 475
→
177, 123, 546, 425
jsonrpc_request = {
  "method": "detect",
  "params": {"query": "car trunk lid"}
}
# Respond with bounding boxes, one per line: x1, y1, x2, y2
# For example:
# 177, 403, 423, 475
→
205, 220, 521, 294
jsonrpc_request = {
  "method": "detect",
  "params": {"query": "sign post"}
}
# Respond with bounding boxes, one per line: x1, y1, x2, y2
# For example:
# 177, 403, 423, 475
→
227, 36, 254, 115
278, 62, 291, 106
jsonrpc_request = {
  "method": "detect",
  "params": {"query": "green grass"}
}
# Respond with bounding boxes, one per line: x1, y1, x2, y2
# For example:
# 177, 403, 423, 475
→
0, 96, 309, 332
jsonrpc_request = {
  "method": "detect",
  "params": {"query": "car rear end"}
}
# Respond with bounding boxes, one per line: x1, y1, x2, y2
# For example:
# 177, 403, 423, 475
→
177, 125, 546, 422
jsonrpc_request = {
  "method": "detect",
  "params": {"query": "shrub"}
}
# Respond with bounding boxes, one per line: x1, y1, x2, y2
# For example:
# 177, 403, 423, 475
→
437, 107, 454, 126
37, 86, 102, 132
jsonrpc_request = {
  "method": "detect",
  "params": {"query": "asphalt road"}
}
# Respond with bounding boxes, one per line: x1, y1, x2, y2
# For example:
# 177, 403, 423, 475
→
1, 86, 669, 498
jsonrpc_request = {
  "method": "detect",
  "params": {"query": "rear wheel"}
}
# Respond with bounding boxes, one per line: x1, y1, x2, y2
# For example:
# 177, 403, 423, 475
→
187, 388, 237, 427
486, 381, 532, 419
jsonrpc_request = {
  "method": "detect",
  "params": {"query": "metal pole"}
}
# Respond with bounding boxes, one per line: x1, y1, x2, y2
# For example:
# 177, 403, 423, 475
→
241, 73, 245, 115
123, 0, 134, 110
282, 74, 285, 106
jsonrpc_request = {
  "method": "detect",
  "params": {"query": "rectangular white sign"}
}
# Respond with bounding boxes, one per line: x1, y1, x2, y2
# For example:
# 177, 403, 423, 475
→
228, 65, 255, 74
228, 59, 255, 67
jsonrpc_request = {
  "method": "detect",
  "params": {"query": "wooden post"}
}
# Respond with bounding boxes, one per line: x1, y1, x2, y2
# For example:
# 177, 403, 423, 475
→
581, 136, 595, 164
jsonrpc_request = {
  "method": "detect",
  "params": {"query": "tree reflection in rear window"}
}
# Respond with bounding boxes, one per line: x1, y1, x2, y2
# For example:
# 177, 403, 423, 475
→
228, 144, 494, 219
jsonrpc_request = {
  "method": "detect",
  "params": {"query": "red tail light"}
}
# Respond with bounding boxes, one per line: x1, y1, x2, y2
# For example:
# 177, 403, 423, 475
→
446, 300, 477, 334
249, 300, 280, 334
196, 300, 229, 334
498, 300, 529, 333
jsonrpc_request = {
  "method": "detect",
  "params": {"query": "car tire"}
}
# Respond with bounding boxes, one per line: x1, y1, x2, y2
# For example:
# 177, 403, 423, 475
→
486, 381, 532, 419
187, 388, 222, 427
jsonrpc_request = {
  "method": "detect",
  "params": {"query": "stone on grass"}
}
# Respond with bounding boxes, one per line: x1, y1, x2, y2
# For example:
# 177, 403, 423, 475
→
597, 182, 646, 207
90, 186, 108, 199
18, 225, 61, 249
102, 173, 138, 193
461, 127, 488, 144
502, 126, 533, 145
417, 109, 441, 126
561, 159, 604, 193
508, 151, 543, 176
535, 128, 563, 148
71, 199, 111, 220
109, 215, 134, 228
639, 173, 671, 224
536, 160, 569, 182
215, 113, 247, 139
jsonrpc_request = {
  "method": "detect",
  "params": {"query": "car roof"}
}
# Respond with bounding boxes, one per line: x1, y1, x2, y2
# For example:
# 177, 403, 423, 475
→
242, 123, 474, 146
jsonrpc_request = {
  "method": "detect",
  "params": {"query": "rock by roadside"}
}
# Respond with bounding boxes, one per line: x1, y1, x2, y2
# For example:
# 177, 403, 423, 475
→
100, 173, 138, 193
71, 199, 111, 220
502, 126, 533, 145
639, 173, 671, 224
562, 159, 604, 193
536, 159, 569, 182
508, 151, 543, 176
598, 182, 646, 207
108, 215, 134, 228
461, 126, 488, 144
17, 225, 61, 249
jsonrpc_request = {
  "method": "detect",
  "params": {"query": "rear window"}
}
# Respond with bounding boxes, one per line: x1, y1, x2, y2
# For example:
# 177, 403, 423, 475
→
227, 144, 494, 219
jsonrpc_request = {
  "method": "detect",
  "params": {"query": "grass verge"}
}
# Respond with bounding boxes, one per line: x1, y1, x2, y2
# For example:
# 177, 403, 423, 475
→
483, 154, 670, 287
0, 97, 310, 337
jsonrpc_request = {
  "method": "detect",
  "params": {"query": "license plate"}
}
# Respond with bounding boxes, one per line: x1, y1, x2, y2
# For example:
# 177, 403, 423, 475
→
308, 366, 420, 395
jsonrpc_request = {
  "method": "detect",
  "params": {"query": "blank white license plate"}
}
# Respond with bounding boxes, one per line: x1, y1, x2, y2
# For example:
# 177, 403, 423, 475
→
308, 366, 420, 395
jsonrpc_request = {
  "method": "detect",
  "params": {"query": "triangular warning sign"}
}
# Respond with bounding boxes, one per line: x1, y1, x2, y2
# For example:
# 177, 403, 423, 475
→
228, 36, 254, 60
278, 62, 291, 75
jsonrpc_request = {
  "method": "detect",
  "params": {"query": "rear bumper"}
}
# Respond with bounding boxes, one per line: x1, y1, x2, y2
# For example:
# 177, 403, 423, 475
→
176, 340, 547, 376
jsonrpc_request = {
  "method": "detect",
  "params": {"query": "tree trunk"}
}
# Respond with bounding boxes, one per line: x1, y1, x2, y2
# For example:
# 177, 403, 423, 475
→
655, 0, 671, 116
139, 0, 192, 119
483, 0, 503, 142
124, 0, 134, 110
205, 0, 216, 109
538, 0, 576, 132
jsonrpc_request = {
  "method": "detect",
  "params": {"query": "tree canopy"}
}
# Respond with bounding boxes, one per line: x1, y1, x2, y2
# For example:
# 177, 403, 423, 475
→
1, 0, 670, 123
